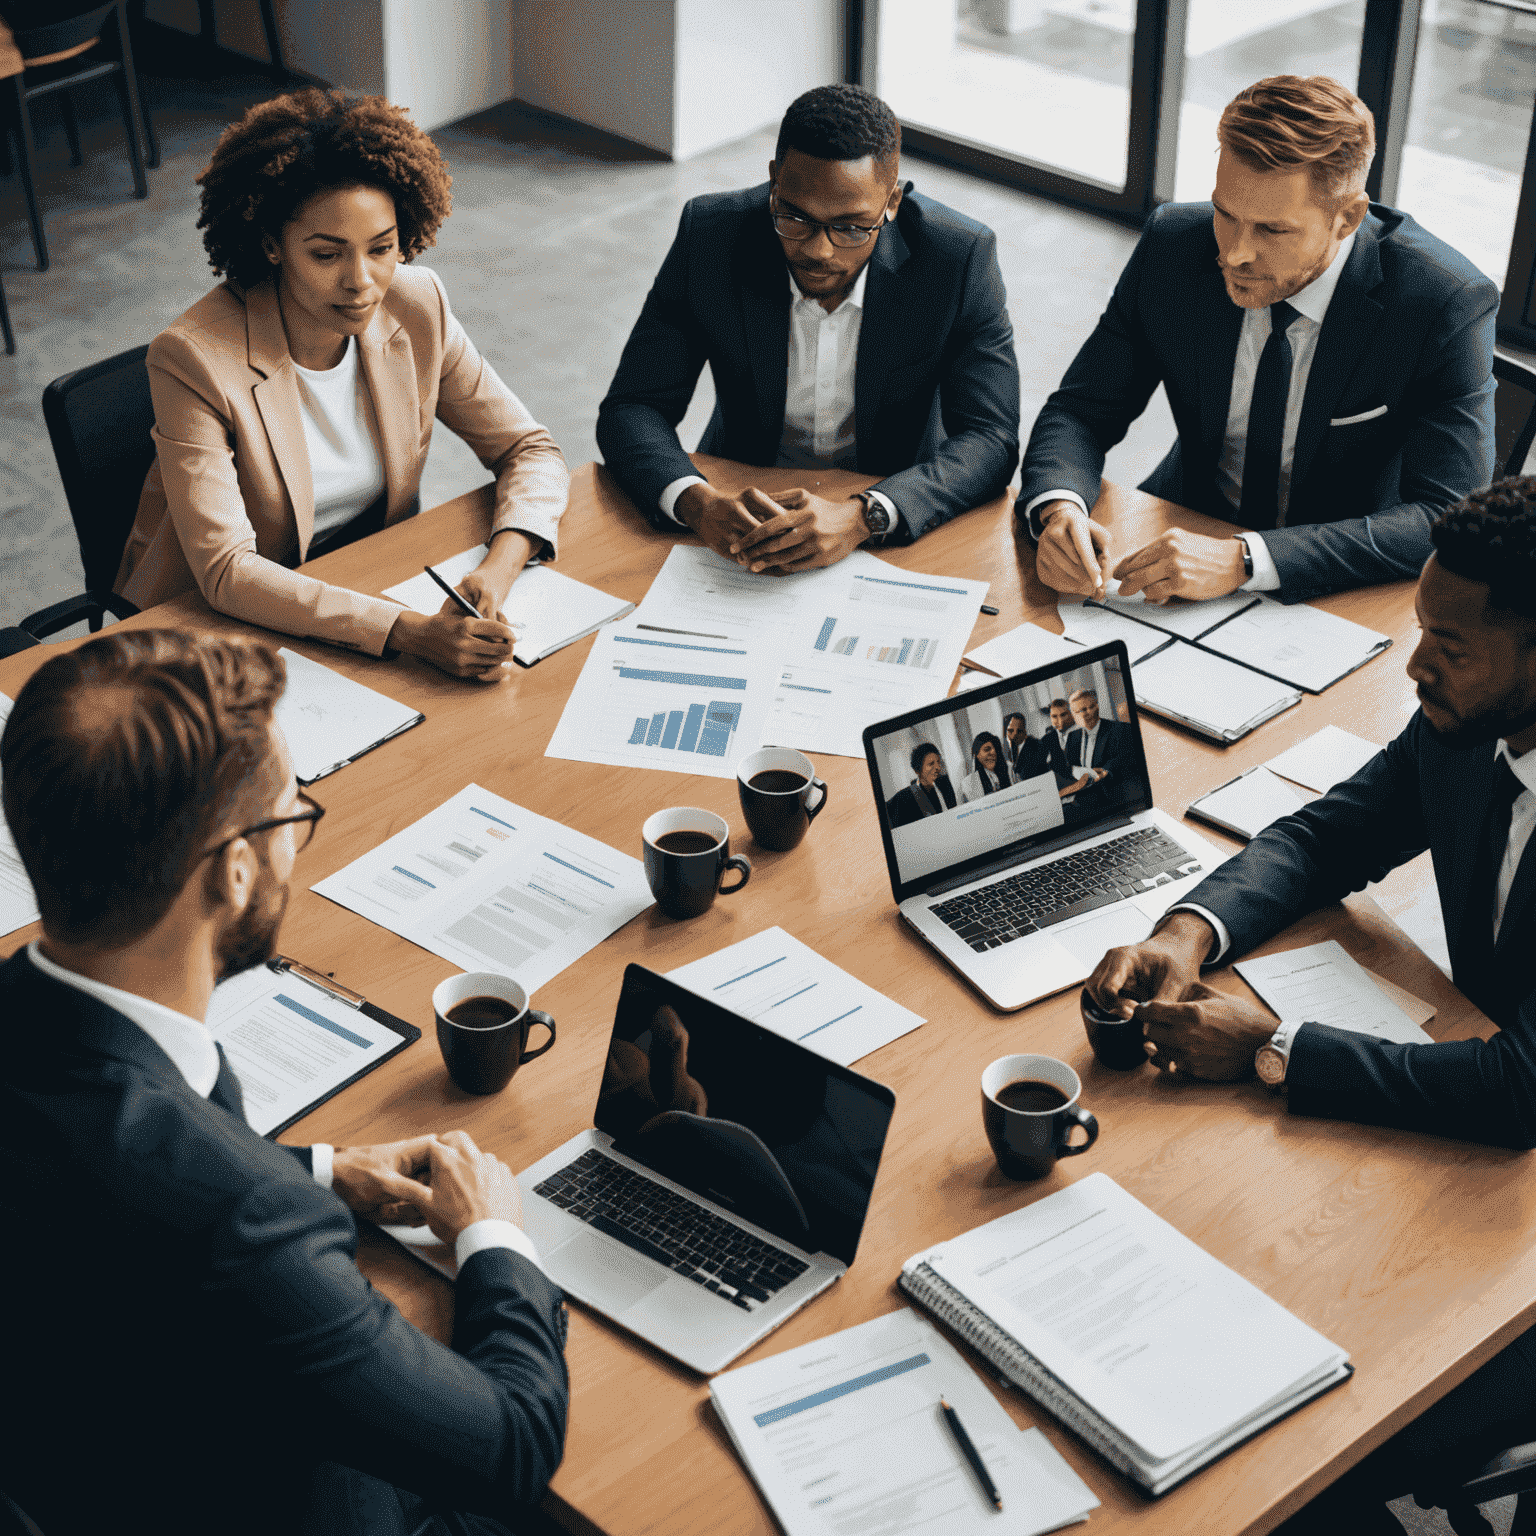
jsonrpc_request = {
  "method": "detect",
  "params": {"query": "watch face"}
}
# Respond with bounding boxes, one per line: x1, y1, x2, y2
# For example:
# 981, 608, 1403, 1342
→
1255, 1047, 1284, 1085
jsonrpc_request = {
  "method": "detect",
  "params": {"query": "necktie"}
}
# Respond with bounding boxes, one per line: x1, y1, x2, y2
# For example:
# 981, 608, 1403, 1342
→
1484, 756, 1527, 947
1239, 301, 1301, 530
210, 1042, 249, 1122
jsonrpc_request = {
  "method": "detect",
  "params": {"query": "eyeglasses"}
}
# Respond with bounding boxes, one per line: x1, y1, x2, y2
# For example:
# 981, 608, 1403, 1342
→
201, 790, 326, 861
770, 192, 894, 249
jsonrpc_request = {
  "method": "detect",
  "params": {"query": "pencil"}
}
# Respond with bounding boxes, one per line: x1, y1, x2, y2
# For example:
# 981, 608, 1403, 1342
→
940, 1396, 1002, 1512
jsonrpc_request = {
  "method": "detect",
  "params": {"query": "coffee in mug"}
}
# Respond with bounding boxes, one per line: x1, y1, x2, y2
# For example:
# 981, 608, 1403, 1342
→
981, 1053, 1098, 1180
736, 747, 828, 852
432, 971, 556, 1096
642, 807, 751, 919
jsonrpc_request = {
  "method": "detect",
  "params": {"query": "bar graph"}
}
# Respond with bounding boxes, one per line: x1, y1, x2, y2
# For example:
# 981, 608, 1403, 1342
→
625, 698, 742, 757
809, 613, 936, 669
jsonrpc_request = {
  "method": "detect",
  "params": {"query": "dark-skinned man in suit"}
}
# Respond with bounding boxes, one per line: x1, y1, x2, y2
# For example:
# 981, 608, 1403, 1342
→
0, 631, 568, 1536
1085, 481, 1536, 1533
1022, 74, 1495, 607
597, 83, 1019, 574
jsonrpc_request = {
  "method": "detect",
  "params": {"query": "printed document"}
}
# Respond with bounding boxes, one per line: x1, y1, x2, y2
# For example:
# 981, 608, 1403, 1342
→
1197, 596, 1390, 693
1264, 724, 1382, 793
667, 926, 924, 1066
1236, 940, 1433, 1045
962, 620, 1083, 679
1086, 579, 1258, 640
273, 649, 423, 784
312, 784, 652, 992
1056, 597, 1171, 663
0, 693, 41, 939
1187, 766, 1309, 841
1132, 641, 1301, 741
710, 1308, 1098, 1536
206, 964, 404, 1135
545, 618, 778, 780
384, 552, 634, 666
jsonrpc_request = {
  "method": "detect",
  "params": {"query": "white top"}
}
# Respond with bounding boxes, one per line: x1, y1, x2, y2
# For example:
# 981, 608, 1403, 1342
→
293, 335, 387, 545
1025, 231, 1358, 594
659, 263, 900, 536
959, 764, 1012, 804
27, 941, 539, 1273
1073, 720, 1103, 771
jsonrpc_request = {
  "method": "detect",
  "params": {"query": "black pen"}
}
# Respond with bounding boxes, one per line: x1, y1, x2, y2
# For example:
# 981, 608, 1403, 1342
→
981, 604, 999, 616
423, 563, 483, 619
940, 1396, 1002, 1512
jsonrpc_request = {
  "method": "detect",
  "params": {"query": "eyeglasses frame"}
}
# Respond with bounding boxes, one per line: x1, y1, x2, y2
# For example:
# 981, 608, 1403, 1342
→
200, 789, 327, 862
768, 183, 899, 248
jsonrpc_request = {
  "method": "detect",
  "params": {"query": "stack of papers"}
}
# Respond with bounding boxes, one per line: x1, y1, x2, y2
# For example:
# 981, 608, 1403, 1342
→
1198, 597, 1390, 693
1264, 725, 1382, 792
1057, 597, 1172, 663
273, 649, 424, 784
711, 1309, 1098, 1536
1131, 642, 1302, 742
667, 927, 924, 1066
1236, 940, 1434, 1044
383, 550, 635, 667
1186, 765, 1309, 840
0, 692, 41, 939
1086, 580, 1258, 640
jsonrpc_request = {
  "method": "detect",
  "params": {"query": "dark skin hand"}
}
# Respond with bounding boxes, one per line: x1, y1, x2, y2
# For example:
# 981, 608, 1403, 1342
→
1136, 982, 1279, 1079
1087, 909, 1216, 1018
675, 483, 796, 563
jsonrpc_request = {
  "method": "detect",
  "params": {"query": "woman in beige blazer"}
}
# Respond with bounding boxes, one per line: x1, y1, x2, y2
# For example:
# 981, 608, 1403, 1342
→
116, 89, 568, 679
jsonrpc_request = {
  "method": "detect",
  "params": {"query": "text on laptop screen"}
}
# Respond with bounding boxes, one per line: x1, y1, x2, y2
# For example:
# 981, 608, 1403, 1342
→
869, 652, 1147, 888
593, 967, 896, 1266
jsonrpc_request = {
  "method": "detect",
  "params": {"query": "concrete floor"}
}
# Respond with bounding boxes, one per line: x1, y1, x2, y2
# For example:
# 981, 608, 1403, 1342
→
0, 62, 1521, 1536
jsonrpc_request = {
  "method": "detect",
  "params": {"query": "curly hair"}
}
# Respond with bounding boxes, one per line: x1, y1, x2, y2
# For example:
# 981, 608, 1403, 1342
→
776, 83, 900, 168
1219, 75, 1374, 209
196, 89, 452, 289
1432, 477, 1536, 625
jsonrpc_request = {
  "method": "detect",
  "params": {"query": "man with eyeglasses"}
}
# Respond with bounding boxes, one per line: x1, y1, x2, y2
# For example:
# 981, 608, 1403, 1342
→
0, 631, 568, 1536
597, 82, 1020, 573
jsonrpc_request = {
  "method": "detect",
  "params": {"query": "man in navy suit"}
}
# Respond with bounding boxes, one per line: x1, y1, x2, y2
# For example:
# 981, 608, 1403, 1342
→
1062, 688, 1137, 812
1086, 482, 1536, 1531
0, 632, 568, 1536
1022, 75, 1496, 606
597, 83, 1019, 574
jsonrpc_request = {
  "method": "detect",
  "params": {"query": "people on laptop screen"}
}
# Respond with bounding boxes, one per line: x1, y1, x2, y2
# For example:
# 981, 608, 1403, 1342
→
597, 83, 1020, 575
1084, 480, 1536, 1530
885, 743, 959, 827
1019, 74, 1496, 607
115, 89, 569, 681
1061, 688, 1137, 810
959, 732, 1014, 802
0, 631, 569, 1536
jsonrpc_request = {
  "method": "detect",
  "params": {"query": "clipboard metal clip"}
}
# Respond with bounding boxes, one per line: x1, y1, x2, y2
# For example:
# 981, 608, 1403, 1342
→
268, 955, 366, 1010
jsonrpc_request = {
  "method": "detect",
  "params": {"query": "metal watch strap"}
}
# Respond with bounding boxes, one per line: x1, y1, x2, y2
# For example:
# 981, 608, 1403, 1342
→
856, 491, 890, 540
1237, 535, 1254, 580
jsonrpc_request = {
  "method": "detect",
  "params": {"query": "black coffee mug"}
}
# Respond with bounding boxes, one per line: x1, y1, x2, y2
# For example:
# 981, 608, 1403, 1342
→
1082, 987, 1149, 1070
980, 1053, 1098, 1180
736, 747, 828, 852
432, 972, 556, 1096
641, 807, 751, 919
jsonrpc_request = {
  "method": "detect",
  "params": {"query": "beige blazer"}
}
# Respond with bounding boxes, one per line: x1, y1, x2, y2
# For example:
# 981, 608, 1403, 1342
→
116, 264, 570, 655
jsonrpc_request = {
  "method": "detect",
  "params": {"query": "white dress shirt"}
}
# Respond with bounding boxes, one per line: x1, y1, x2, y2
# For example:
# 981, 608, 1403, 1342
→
1176, 735, 1536, 966
659, 265, 901, 536
293, 334, 387, 546
1026, 231, 1358, 594
27, 944, 540, 1273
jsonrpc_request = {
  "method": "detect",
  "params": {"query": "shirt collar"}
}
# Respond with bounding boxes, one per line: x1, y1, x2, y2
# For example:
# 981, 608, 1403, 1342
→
27, 940, 221, 1097
1496, 739, 1536, 798
788, 262, 869, 313
1285, 229, 1356, 328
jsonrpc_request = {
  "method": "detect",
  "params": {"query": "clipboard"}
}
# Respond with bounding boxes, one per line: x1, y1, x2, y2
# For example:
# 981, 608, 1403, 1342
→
247, 955, 422, 1139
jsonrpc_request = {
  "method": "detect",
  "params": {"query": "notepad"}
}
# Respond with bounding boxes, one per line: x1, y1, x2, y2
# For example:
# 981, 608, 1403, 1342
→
710, 1308, 1098, 1536
1186, 765, 1309, 840
1086, 579, 1259, 640
1236, 940, 1434, 1045
383, 552, 635, 666
900, 1173, 1351, 1496
1057, 597, 1173, 663
273, 649, 424, 785
961, 620, 1083, 678
1131, 641, 1302, 743
1197, 596, 1391, 693
1264, 725, 1382, 793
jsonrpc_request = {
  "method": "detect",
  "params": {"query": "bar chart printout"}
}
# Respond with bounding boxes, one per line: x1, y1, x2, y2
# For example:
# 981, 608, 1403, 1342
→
312, 784, 653, 991
546, 620, 777, 778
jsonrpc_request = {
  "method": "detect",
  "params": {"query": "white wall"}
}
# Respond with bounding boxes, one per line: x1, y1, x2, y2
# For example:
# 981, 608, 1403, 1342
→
382, 0, 513, 132
673, 0, 841, 162
512, 0, 676, 157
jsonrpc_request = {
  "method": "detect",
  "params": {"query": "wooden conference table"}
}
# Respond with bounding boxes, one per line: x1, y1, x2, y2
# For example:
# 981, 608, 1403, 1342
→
3, 457, 1533, 1536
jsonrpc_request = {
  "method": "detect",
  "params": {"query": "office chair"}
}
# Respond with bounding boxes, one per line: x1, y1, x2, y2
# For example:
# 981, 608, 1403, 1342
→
1, 1, 152, 271
1416, 1442, 1535, 1536
15, 342, 150, 641
1493, 351, 1536, 480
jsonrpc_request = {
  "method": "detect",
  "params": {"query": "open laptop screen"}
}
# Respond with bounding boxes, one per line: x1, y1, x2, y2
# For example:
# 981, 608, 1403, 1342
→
593, 966, 897, 1267
863, 641, 1152, 899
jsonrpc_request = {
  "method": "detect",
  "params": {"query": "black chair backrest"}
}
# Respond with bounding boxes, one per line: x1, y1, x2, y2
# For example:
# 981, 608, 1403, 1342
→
1493, 351, 1536, 481
5, 2, 116, 59
41, 343, 154, 594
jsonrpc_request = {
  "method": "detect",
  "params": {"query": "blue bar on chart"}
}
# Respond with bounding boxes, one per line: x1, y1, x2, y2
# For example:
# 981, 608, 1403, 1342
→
645, 713, 666, 746
628, 718, 647, 744
813, 617, 836, 652
678, 702, 705, 752
897, 638, 912, 665
833, 635, 858, 656
618, 667, 748, 690
659, 710, 684, 749
696, 700, 742, 757
622, 698, 739, 758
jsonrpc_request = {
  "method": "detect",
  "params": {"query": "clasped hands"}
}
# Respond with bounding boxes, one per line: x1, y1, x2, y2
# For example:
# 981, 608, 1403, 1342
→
1086, 912, 1279, 1081
676, 482, 869, 574
1033, 499, 1247, 603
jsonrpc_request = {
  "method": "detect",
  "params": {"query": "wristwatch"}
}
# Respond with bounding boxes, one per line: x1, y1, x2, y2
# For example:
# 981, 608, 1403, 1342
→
1255, 1018, 1303, 1088
1236, 534, 1254, 581
855, 491, 892, 542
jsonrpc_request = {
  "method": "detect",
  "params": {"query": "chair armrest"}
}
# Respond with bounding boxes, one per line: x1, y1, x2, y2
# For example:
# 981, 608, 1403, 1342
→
17, 590, 138, 640
1460, 1440, 1536, 1503
0, 627, 40, 658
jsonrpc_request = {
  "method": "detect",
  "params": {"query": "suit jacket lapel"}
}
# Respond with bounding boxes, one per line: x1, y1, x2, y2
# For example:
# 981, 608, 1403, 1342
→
209, 1042, 249, 1122
734, 196, 791, 463
358, 306, 416, 524
1290, 220, 1385, 496
854, 211, 911, 464
246, 281, 315, 553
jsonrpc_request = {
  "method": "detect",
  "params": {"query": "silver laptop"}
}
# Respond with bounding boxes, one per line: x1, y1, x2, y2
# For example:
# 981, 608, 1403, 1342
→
518, 964, 896, 1375
862, 640, 1223, 1011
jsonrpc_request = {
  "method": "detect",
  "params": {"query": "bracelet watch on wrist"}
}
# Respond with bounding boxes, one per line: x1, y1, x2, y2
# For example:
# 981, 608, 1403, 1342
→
1255, 1019, 1303, 1088
855, 491, 891, 542
1236, 534, 1254, 581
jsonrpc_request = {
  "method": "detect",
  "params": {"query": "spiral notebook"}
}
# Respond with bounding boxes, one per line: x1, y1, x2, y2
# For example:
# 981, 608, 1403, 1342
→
899, 1174, 1351, 1496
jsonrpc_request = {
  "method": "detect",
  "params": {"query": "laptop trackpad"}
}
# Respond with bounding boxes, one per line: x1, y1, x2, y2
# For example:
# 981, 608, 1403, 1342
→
549, 1229, 668, 1313
1053, 904, 1156, 969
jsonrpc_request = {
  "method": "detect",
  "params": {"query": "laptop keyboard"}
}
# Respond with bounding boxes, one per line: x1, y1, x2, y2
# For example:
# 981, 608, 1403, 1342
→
534, 1149, 810, 1312
930, 828, 1202, 953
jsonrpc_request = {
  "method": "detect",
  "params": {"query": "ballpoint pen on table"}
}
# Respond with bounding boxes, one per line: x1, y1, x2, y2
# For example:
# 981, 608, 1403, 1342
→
940, 1395, 1003, 1512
